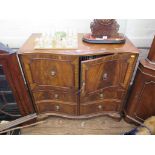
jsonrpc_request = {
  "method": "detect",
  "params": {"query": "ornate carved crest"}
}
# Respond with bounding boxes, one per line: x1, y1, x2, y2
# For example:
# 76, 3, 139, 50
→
90, 19, 120, 38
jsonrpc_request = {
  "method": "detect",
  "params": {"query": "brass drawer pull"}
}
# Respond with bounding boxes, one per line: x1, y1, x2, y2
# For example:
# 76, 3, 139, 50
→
98, 105, 103, 110
55, 105, 60, 111
54, 94, 59, 99
51, 70, 56, 76
131, 55, 135, 58
99, 93, 104, 99
103, 73, 108, 80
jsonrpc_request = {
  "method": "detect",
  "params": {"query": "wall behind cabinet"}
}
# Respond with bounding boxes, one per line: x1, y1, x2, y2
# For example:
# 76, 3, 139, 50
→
0, 19, 154, 48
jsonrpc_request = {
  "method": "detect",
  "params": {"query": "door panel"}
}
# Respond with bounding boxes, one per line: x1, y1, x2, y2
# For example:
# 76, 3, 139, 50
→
0, 52, 34, 118
81, 53, 136, 95
30, 59, 74, 87
135, 81, 155, 120
126, 65, 155, 121
20, 54, 79, 91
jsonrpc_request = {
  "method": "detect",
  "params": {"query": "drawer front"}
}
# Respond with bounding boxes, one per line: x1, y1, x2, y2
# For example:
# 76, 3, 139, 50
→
80, 87, 125, 103
36, 101, 77, 115
33, 90, 77, 104
80, 100, 121, 115
20, 54, 79, 91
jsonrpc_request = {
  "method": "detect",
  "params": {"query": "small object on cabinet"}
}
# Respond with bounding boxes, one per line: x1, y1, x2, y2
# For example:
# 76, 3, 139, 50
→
34, 29, 78, 49
83, 19, 125, 44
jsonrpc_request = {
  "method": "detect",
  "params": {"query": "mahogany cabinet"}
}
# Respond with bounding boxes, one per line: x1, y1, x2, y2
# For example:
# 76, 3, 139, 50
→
0, 43, 34, 119
18, 33, 139, 119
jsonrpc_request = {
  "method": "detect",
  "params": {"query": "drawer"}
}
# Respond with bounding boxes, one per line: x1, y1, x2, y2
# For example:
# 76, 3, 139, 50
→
36, 101, 77, 115
80, 100, 121, 115
80, 88, 124, 103
33, 90, 77, 103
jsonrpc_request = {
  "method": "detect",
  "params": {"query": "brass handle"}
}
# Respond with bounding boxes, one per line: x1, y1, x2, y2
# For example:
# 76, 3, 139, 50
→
131, 55, 135, 58
99, 93, 104, 99
98, 105, 103, 110
55, 105, 60, 111
51, 70, 56, 76
103, 73, 108, 80
54, 94, 59, 99
81, 81, 85, 94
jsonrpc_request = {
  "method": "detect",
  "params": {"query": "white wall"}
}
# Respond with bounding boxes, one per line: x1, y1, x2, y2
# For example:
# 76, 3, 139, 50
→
125, 19, 155, 47
0, 19, 154, 48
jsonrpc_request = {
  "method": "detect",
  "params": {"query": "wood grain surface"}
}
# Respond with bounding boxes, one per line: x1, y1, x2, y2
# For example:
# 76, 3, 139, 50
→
125, 60, 155, 123
18, 33, 139, 56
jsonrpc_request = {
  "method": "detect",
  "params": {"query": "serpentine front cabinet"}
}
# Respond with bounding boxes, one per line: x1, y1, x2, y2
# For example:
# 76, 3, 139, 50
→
18, 33, 139, 119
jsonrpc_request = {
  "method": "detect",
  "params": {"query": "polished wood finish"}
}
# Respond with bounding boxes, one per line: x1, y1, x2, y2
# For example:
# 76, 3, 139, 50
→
0, 48, 34, 116
147, 36, 155, 62
19, 54, 79, 116
81, 53, 136, 94
19, 54, 79, 91
125, 60, 155, 123
125, 37, 155, 123
37, 102, 77, 115
80, 100, 121, 115
18, 33, 139, 55
18, 33, 139, 119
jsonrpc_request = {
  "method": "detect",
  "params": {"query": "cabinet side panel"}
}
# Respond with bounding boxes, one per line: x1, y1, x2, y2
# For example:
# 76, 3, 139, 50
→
125, 62, 155, 123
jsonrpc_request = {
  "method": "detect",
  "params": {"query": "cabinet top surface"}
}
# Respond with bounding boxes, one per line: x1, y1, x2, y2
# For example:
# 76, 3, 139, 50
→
18, 33, 139, 56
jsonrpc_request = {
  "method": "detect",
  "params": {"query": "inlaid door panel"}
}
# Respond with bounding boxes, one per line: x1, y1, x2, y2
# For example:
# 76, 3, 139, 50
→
20, 54, 79, 91
0, 50, 34, 119
134, 81, 155, 120
126, 62, 155, 122
81, 53, 137, 95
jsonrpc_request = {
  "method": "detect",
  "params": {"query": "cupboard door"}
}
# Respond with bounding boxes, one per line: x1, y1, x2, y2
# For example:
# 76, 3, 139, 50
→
125, 61, 155, 122
20, 54, 79, 91
134, 81, 155, 120
0, 51, 34, 118
81, 53, 137, 95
